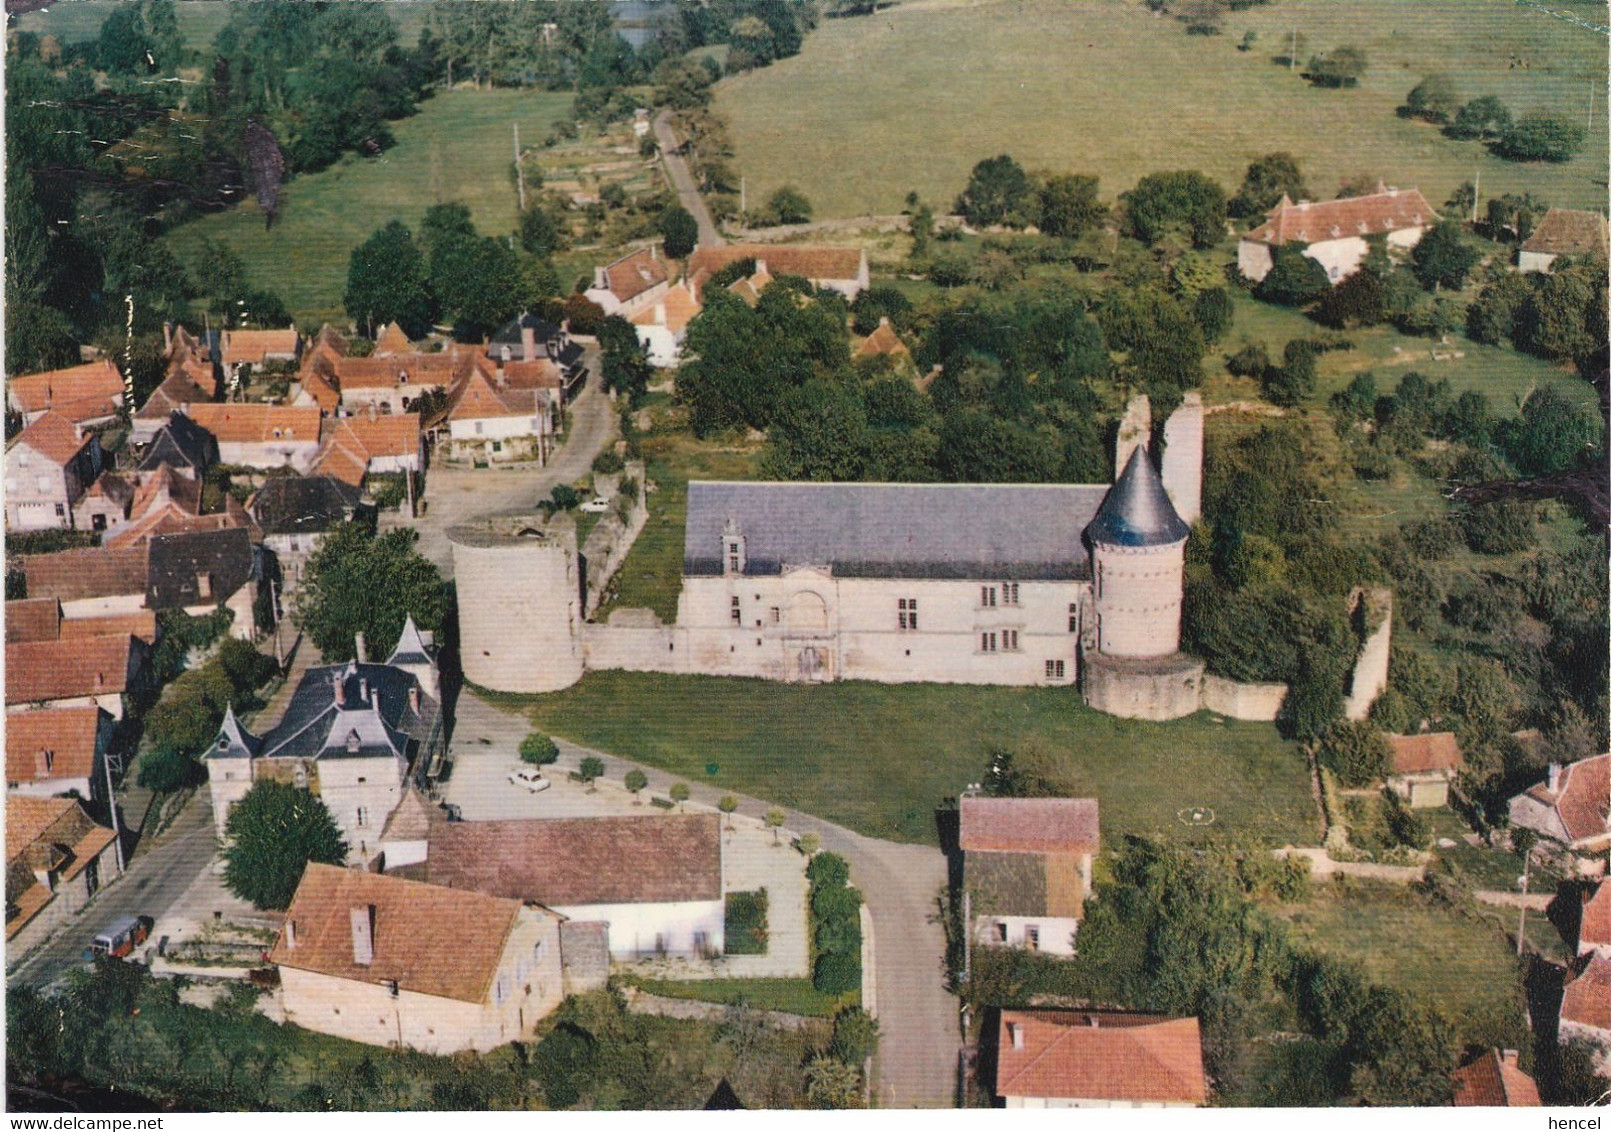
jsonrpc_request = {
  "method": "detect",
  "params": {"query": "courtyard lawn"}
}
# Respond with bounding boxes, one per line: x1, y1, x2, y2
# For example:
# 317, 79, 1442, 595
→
718, 0, 1608, 219
526, 672, 1319, 847
623, 976, 852, 1019
163, 90, 575, 324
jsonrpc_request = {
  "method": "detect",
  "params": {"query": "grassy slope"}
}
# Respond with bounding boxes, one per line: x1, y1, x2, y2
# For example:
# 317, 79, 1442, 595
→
624, 976, 852, 1018
163, 90, 574, 324
717, 0, 1608, 218
526, 672, 1318, 846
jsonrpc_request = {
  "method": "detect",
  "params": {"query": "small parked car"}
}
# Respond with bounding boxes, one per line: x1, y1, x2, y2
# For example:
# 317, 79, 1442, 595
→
83, 915, 153, 963
578, 497, 611, 513
509, 767, 552, 792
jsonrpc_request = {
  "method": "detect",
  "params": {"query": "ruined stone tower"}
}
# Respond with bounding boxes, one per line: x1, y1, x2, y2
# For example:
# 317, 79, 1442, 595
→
450, 516, 584, 694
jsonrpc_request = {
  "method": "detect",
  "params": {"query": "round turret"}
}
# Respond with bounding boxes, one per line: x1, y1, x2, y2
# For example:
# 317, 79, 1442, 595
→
1088, 447, 1190, 659
450, 516, 584, 693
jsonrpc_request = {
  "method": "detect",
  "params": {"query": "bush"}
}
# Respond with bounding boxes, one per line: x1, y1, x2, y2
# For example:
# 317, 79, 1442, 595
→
807, 851, 851, 889
813, 951, 861, 996
1262, 340, 1319, 407
724, 889, 769, 955
1458, 500, 1535, 555
829, 1006, 880, 1065
591, 450, 625, 475
520, 733, 559, 765
1495, 112, 1586, 163
1315, 720, 1392, 787
1225, 342, 1270, 378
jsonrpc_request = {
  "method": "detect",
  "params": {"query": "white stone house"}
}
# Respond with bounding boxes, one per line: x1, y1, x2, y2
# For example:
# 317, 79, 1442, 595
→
1558, 954, 1611, 1074
1238, 187, 1437, 285
630, 281, 701, 367
1508, 755, 1610, 876
5, 634, 148, 721
181, 404, 323, 472
993, 1011, 1208, 1108
5, 706, 115, 806
583, 245, 670, 318
1517, 208, 1609, 274
6, 796, 121, 958
960, 795, 1098, 957
687, 245, 871, 301
441, 363, 556, 464
269, 863, 564, 1055
4, 411, 103, 532
1385, 732, 1463, 809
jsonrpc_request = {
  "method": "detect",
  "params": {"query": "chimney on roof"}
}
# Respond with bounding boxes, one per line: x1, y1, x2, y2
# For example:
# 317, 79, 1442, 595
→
196, 573, 212, 600
333, 673, 346, 707
35, 748, 53, 776
594, 266, 608, 289
522, 325, 537, 362
653, 302, 667, 325
755, 258, 767, 275
350, 904, 376, 965
1008, 1021, 1024, 1051
354, 632, 367, 663
1547, 762, 1562, 793
1501, 1049, 1519, 1066
285, 919, 297, 950
1087, 1016, 1100, 1027
163, 322, 173, 354
409, 685, 421, 713
94, 671, 105, 690
359, 676, 370, 704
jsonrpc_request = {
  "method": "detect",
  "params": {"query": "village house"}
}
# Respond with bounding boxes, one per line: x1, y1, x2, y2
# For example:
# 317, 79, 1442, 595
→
204, 618, 443, 862
1450, 1049, 1541, 1106
312, 413, 425, 488
3, 411, 103, 531
441, 361, 557, 465
269, 863, 564, 1055
181, 404, 322, 471
131, 347, 219, 443
687, 245, 871, 301
4, 597, 157, 648
854, 317, 912, 366
1517, 208, 1610, 274
331, 354, 464, 417
724, 261, 775, 307
400, 814, 725, 961
4, 634, 150, 720
6, 795, 121, 958
630, 281, 701, 367
72, 471, 137, 536
488, 314, 586, 397
1385, 732, 1463, 809
101, 465, 256, 551
991, 1010, 1208, 1108
219, 328, 301, 372
1508, 754, 1610, 875
1558, 954, 1611, 1073
959, 795, 1099, 957
137, 412, 219, 480
248, 475, 365, 590
583, 245, 671, 318
21, 546, 149, 619
5, 705, 116, 807
1577, 881, 1610, 959
1237, 186, 1437, 285
6, 360, 125, 428
145, 527, 263, 638
371, 322, 414, 356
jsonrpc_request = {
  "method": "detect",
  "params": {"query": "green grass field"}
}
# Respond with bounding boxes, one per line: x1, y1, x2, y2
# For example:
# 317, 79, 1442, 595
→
717, 0, 1609, 218
622, 976, 852, 1018
526, 672, 1319, 846
163, 90, 574, 324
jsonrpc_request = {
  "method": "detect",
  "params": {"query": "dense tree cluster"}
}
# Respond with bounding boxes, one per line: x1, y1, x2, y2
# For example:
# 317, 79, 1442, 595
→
292, 524, 448, 665
137, 635, 278, 794
1466, 257, 1609, 367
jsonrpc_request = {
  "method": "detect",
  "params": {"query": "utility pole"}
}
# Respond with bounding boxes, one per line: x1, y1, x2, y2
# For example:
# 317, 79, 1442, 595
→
1589, 84, 1596, 133
514, 122, 526, 213
103, 744, 126, 874
1471, 170, 1480, 225
1289, 28, 1298, 70
1515, 846, 1531, 957
740, 175, 746, 217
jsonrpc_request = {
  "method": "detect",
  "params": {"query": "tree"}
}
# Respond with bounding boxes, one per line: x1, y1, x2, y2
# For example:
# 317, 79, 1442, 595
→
669, 782, 690, 811
763, 806, 787, 844
1465, 272, 1535, 344
1400, 74, 1460, 123
624, 768, 648, 802
1254, 245, 1329, 307
1497, 386, 1599, 476
562, 294, 606, 336
1230, 152, 1308, 219
1306, 45, 1367, 88
718, 794, 739, 829
764, 185, 813, 225
1037, 173, 1106, 238
1262, 340, 1319, 407
136, 746, 206, 794
1496, 112, 1586, 163
1193, 288, 1235, 344
597, 314, 653, 407
578, 756, 604, 790
344, 221, 434, 338
1121, 171, 1227, 248
797, 831, 822, 858
519, 205, 562, 256
1315, 720, 1391, 787
1513, 260, 1607, 363
828, 1005, 880, 1065
955, 154, 1033, 228
804, 1054, 863, 1109
222, 781, 348, 910
292, 525, 448, 664
1446, 95, 1510, 141
1313, 268, 1387, 328
658, 205, 698, 258
1409, 222, 1480, 291
432, 233, 523, 341
520, 733, 560, 765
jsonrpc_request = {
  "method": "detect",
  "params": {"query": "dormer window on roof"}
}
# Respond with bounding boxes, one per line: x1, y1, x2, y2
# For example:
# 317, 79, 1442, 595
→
346, 730, 361, 754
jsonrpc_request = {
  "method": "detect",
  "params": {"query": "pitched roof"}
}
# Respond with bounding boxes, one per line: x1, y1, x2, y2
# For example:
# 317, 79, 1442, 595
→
138, 412, 218, 475
498, 359, 563, 389
22, 547, 148, 603
145, 527, 255, 609
6, 706, 105, 785
1388, 732, 1464, 776
1451, 1049, 1542, 1106
1086, 447, 1190, 548
1520, 208, 1609, 258
253, 659, 439, 764
380, 787, 438, 843
1244, 188, 1438, 246
445, 367, 545, 423
8, 361, 124, 418
248, 475, 362, 535
489, 312, 563, 347
183, 404, 320, 445
1560, 954, 1611, 1032
104, 504, 250, 552
269, 863, 525, 1004
959, 797, 1100, 854
424, 814, 723, 906
6, 597, 63, 643
373, 323, 414, 356
689, 244, 864, 286
684, 480, 1108, 580
343, 413, 422, 458
595, 246, 668, 303
1581, 882, 1611, 952
5, 635, 134, 704
5, 795, 116, 878
854, 319, 910, 360
295, 352, 343, 413
220, 328, 299, 366
130, 464, 203, 520
310, 325, 350, 358
994, 1011, 1207, 1105
12, 411, 90, 466
81, 470, 136, 511
207, 703, 262, 760
630, 282, 702, 333
386, 614, 433, 667
59, 610, 157, 644
334, 355, 461, 390
135, 367, 213, 422
1522, 755, 1610, 846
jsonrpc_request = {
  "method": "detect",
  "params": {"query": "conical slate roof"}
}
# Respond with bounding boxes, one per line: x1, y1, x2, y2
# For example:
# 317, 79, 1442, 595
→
207, 704, 262, 760
387, 614, 432, 667
1085, 447, 1190, 548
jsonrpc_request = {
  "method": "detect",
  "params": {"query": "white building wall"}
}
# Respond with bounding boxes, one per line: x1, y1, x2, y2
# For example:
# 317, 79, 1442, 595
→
318, 756, 407, 864
1518, 250, 1558, 274
634, 324, 682, 368
550, 898, 725, 960
447, 414, 543, 444
1092, 542, 1185, 658
214, 439, 320, 473
1237, 240, 1275, 283
974, 915, 1080, 957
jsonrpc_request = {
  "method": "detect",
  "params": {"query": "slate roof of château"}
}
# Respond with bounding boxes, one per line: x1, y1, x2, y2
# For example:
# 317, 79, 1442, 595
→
1085, 448, 1190, 548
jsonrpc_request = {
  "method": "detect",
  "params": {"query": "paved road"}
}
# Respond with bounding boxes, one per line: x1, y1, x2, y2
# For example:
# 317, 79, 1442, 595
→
451, 691, 959, 1108
653, 111, 723, 249
390, 358, 617, 574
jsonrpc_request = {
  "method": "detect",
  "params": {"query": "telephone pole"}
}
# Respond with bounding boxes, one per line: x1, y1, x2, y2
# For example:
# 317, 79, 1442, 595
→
514, 122, 526, 212
1289, 28, 1298, 70
1471, 170, 1480, 225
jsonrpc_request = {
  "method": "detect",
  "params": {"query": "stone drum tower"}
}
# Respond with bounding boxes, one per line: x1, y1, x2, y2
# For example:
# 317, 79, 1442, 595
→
1087, 446, 1191, 658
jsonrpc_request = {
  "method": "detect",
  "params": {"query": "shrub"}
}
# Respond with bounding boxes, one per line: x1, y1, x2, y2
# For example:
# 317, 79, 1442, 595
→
1225, 342, 1270, 378
519, 733, 560, 765
591, 450, 625, 475
1459, 500, 1535, 555
807, 851, 851, 889
1315, 720, 1392, 787
724, 889, 769, 955
813, 951, 861, 996
829, 1006, 880, 1065
1495, 112, 1586, 163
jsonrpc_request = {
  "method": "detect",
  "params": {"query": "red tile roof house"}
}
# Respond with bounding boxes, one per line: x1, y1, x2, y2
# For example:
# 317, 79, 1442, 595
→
181, 403, 323, 472
1237, 186, 1438, 286
6, 795, 121, 958
629, 281, 702, 367
1578, 880, 1611, 960
992, 1010, 1208, 1108
1385, 732, 1464, 809
219, 328, 301, 371
1450, 1048, 1541, 1106
583, 245, 671, 318
333, 353, 466, 417
269, 863, 564, 1055
3, 411, 105, 532
960, 796, 1098, 957
1517, 208, 1610, 274
5, 705, 116, 807
4, 634, 150, 721
441, 362, 557, 465
1508, 754, 1611, 876
20, 545, 150, 619
688, 244, 871, 301
6, 360, 126, 428
1558, 954, 1611, 1074
397, 814, 726, 962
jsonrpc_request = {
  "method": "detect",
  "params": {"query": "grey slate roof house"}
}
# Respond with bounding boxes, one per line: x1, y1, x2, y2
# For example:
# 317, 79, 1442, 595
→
138, 412, 219, 479
145, 527, 262, 637
247, 475, 366, 592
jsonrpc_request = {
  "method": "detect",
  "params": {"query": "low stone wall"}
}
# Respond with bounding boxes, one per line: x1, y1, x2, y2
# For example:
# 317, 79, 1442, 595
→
582, 616, 687, 673
581, 460, 648, 616
1201, 675, 1288, 721
1080, 652, 1204, 721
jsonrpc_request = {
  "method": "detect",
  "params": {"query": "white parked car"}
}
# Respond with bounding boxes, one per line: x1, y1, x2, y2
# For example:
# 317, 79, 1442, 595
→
509, 767, 552, 792
578, 497, 610, 513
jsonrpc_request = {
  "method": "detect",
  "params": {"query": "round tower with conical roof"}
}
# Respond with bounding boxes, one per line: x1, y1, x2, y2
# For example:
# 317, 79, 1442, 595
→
1088, 445, 1191, 659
